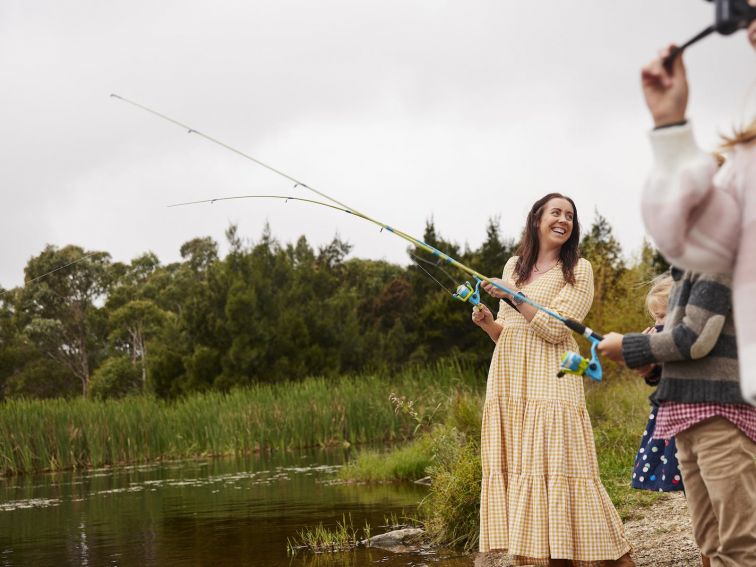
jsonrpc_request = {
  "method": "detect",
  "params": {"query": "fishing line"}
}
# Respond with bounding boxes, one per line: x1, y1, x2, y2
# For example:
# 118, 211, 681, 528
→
409, 253, 459, 287
409, 255, 456, 296
0, 252, 101, 298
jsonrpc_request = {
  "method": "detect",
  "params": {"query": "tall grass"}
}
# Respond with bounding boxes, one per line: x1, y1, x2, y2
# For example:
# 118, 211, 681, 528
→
0, 360, 480, 476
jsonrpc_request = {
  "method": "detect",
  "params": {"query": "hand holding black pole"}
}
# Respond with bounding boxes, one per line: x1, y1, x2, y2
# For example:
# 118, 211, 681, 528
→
662, 0, 756, 71
662, 25, 715, 71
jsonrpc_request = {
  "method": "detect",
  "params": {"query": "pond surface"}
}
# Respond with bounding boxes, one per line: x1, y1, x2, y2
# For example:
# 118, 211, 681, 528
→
0, 448, 473, 566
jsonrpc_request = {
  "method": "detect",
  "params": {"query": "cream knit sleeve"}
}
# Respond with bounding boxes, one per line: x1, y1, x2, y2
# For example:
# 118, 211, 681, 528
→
642, 123, 740, 273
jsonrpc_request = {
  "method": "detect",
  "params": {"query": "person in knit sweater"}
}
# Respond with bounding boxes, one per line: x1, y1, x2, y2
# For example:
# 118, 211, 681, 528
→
597, 269, 756, 566
638, 24, 756, 405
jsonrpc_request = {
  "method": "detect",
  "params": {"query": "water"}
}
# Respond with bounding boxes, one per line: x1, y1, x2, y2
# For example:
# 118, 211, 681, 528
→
0, 449, 473, 566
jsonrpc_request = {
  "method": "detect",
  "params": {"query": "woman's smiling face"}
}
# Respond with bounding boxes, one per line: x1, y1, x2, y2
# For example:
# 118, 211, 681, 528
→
538, 197, 574, 249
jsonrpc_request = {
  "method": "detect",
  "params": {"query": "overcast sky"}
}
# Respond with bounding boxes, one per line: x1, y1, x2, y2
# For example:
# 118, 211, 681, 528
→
1, 0, 754, 289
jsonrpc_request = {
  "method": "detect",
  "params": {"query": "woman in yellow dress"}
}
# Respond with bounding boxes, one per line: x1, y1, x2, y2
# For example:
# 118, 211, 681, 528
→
471, 193, 633, 566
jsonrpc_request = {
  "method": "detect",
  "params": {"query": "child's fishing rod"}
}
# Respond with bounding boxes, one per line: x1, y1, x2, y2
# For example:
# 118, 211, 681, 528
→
113, 95, 604, 378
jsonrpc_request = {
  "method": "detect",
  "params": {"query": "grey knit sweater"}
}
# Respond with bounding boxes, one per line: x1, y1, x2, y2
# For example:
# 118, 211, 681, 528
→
622, 268, 743, 404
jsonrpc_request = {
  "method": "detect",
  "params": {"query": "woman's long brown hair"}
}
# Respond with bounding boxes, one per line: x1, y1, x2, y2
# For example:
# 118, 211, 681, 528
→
513, 193, 580, 287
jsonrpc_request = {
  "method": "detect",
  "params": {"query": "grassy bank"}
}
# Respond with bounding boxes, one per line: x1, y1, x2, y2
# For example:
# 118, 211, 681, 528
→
0, 360, 481, 476
340, 371, 663, 550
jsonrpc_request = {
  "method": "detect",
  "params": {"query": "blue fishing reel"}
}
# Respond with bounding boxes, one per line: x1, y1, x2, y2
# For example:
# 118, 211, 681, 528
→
557, 335, 602, 381
452, 277, 482, 307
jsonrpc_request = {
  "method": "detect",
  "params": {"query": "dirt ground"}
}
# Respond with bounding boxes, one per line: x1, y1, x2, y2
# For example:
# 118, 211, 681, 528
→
621, 492, 702, 566
474, 492, 703, 567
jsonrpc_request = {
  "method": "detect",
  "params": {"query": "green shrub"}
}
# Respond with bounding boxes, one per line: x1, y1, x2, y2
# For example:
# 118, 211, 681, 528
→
89, 356, 142, 399
3, 358, 79, 399
339, 435, 434, 482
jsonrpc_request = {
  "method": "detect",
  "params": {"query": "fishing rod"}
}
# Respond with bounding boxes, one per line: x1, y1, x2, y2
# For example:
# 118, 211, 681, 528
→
114, 95, 603, 380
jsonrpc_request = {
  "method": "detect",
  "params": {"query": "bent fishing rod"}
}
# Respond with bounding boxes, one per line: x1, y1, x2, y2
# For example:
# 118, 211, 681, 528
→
111, 94, 604, 377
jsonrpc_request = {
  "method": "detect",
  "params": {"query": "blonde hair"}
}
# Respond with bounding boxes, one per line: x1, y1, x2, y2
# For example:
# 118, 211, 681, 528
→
645, 273, 674, 320
720, 119, 756, 150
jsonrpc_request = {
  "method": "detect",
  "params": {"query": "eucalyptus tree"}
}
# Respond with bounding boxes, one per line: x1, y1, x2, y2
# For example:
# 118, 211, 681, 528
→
104, 252, 173, 393
19, 245, 112, 397
109, 299, 171, 391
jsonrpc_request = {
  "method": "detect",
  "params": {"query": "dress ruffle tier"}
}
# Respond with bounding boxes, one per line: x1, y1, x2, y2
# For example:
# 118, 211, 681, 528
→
480, 397, 630, 563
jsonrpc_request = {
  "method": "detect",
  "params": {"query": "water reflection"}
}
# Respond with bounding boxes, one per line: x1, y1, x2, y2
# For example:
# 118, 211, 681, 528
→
0, 449, 472, 566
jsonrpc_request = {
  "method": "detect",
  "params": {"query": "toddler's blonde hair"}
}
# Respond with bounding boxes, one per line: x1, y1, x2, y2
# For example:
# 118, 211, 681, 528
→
645, 273, 674, 320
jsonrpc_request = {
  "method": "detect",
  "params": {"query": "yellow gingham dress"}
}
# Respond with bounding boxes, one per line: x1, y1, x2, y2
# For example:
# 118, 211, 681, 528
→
479, 257, 630, 565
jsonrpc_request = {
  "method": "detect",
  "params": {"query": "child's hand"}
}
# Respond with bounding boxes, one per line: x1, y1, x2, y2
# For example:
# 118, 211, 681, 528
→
597, 332, 625, 363
641, 44, 689, 128
642, 326, 658, 335
636, 364, 655, 378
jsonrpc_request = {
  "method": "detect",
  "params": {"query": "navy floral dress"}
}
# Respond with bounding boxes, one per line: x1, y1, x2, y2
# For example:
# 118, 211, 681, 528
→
631, 326, 684, 493
631, 403, 683, 492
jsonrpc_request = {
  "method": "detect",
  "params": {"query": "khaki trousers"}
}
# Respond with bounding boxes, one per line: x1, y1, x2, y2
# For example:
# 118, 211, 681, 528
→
676, 417, 756, 567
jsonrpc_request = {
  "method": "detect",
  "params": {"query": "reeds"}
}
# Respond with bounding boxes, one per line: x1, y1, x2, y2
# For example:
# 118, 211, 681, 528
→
287, 514, 371, 555
0, 360, 478, 476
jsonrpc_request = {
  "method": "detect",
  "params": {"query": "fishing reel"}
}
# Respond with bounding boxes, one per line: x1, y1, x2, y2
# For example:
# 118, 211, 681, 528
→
557, 335, 603, 382
452, 277, 482, 307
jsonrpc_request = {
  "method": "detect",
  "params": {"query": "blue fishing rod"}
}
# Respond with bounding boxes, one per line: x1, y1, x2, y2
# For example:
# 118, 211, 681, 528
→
112, 95, 604, 381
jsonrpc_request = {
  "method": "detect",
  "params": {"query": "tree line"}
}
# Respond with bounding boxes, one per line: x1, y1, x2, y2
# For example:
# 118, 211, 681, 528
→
0, 214, 667, 400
